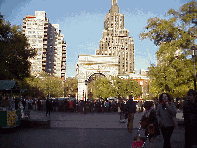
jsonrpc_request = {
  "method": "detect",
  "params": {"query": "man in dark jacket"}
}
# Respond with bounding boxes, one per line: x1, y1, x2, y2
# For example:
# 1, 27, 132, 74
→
183, 89, 197, 148
46, 98, 52, 116
126, 95, 136, 133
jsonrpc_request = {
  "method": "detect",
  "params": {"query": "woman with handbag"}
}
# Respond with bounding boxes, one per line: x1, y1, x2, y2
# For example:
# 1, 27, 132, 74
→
157, 93, 177, 148
139, 101, 160, 147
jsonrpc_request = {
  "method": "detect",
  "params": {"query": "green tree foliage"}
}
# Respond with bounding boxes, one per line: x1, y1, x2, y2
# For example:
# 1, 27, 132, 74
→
94, 77, 112, 99
18, 73, 64, 98
93, 76, 142, 99
112, 77, 142, 98
0, 13, 36, 80
140, 1, 197, 98
39, 73, 64, 98
64, 77, 78, 97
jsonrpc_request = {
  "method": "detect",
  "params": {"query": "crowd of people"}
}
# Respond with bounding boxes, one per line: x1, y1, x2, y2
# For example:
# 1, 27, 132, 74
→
17, 89, 197, 148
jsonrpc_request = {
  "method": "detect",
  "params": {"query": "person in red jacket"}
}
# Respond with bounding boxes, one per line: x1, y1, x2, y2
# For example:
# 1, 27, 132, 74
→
131, 136, 144, 148
69, 100, 73, 112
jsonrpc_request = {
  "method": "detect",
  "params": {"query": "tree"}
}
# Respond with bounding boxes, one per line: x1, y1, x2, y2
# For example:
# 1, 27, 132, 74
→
140, 1, 197, 98
39, 73, 64, 98
64, 77, 78, 97
0, 13, 36, 80
18, 72, 64, 98
112, 77, 142, 99
94, 77, 112, 99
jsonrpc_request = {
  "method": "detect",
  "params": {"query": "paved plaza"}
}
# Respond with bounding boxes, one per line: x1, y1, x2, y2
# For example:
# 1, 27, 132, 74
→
0, 110, 185, 148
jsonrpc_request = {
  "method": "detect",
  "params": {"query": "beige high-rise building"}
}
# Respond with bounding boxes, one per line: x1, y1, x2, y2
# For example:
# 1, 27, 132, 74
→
96, 0, 134, 74
22, 11, 66, 79
47, 24, 66, 79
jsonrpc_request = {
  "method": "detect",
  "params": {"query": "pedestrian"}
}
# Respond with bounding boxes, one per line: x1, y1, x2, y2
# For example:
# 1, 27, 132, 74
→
183, 89, 197, 148
105, 100, 109, 112
52, 100, 55, 111
131, 135, 144, 148
54, 99, 59, 112
109, 101, 111, 112
98, 100, 101, 113
112, 100, 115, 112
140, 101, 160, 147
89, 100, 93, 113
157, 93, 177, 148
119, 100, 126, 122
137, 101, 142, 112
69, 100, 73, 112
153, 97, 159, 110
32, 99, 35, 110
22, 99, 26, 111
126, 95, 136, 133
73, 100, 76, 112
46, 98, 52, 116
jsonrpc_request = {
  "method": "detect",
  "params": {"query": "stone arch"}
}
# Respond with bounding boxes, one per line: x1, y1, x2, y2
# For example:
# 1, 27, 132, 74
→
77, 55, 118, 101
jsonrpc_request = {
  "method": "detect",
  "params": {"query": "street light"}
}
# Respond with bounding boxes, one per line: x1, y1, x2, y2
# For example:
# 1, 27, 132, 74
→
191, 46, 197, 91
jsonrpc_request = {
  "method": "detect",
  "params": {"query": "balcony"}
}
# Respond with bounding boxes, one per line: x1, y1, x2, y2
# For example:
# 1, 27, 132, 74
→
43, 41, 47, 45
42, 54, 46, 57
61, 66, 66, 69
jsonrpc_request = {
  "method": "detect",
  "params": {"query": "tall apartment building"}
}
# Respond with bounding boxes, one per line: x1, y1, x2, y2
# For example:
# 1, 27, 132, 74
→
95, 0, 134, 74
22, 11, 66, 79
47, 24, 66, 79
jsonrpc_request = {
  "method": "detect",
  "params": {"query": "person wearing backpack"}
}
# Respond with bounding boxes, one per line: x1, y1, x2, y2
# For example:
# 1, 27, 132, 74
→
140, 101, 160, 147
126, 95, 136, 133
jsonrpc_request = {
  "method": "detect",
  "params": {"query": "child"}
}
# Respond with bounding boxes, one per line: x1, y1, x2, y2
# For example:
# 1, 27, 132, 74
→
131, 136, 144, 148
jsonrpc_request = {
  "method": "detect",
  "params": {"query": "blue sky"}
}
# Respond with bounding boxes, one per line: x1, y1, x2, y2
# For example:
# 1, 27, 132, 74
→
0, 0, 192, 77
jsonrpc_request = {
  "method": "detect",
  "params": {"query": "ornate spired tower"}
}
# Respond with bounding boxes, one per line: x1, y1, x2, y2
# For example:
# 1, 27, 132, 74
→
96, 0, 134, 74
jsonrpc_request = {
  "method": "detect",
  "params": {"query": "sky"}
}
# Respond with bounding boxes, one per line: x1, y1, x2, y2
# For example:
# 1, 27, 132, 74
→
0, 0, 192, 78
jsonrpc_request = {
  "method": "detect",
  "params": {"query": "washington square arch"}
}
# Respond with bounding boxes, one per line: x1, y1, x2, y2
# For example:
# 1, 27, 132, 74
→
76, 55, 118, 101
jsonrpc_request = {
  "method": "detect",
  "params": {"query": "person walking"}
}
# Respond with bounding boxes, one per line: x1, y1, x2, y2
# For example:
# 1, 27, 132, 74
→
22, 99, 26, 111
183, 89, 197, 148
105, 100, 109, 112
69, 100, 73, 112
126, 95, 136, 133
46, 98, 52, 117
157, 93, 177, 148
119, 100, 126, 123
140, 101, 160, 148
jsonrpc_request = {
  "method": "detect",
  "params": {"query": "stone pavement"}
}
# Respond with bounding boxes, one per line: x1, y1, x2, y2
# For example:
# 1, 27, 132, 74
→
20, 110, 185, 148
29, 110, 184, 129
0, 126, 185, 148
0, 110, 185, 148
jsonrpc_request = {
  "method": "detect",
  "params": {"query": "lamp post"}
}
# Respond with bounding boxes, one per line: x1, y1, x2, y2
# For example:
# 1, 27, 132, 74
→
191, 46, 197, 91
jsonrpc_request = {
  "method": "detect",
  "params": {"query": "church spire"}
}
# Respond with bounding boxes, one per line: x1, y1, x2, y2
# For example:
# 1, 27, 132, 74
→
111, 0, 117, 6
